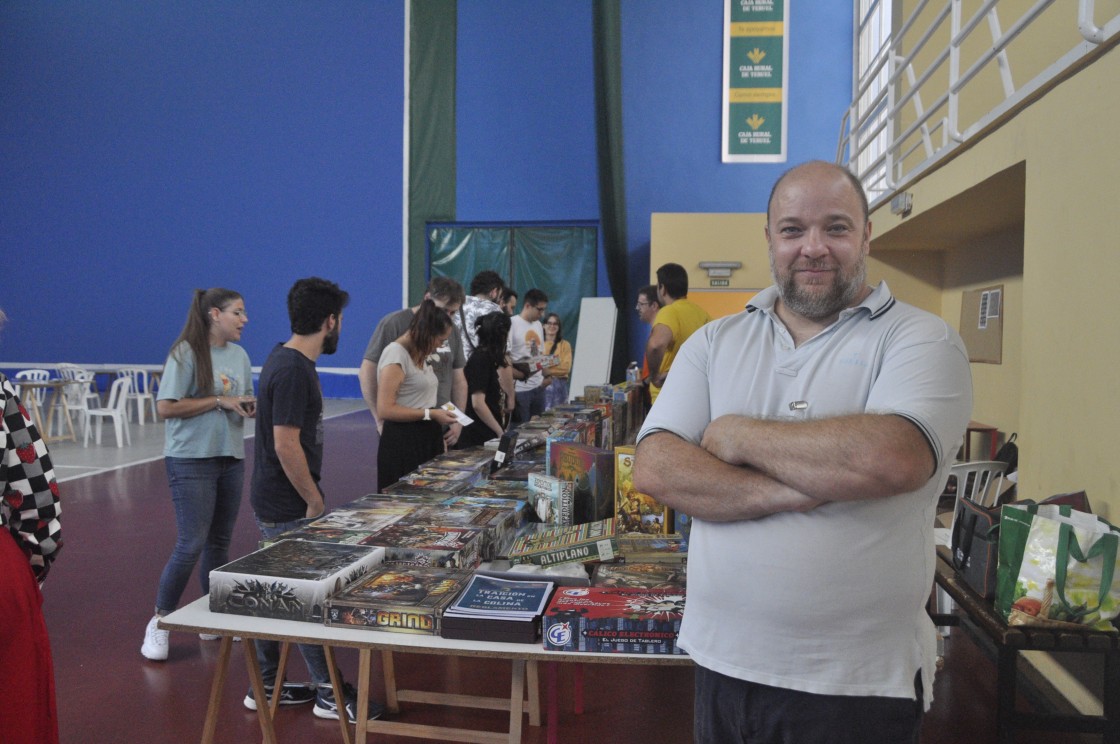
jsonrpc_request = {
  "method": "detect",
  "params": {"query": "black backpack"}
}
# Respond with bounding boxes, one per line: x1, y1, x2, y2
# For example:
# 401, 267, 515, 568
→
993, 432, 1018, 474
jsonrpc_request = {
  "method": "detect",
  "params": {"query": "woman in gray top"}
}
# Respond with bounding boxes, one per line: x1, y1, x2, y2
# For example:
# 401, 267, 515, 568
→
376, 299, 458, 491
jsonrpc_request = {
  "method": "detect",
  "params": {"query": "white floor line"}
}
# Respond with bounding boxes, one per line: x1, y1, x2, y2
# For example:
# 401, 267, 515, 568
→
53, 404, 367, 484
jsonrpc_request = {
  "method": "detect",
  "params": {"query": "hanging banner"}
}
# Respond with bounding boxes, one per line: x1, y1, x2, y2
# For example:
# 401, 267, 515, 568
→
722, 0, 788, 163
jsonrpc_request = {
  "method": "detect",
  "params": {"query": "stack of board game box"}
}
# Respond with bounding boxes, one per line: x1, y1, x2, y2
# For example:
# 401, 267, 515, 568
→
209, 540, 385, 623
439, 574, 556, 643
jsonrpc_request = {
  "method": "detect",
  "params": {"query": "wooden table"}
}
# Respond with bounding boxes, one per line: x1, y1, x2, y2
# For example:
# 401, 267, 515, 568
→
15, 379, 80, 443
161, 597, 692, 744
933, 547, 1119, 743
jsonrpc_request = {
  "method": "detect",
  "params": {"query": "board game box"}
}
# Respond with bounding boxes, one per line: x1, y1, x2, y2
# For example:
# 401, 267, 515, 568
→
325, 565, 473, 635
591, 562, 686, 590
528, 472, 575, 526
209, 540, 385, 623
506, 518, 618, 567
616, 534, 688, 564
359, 522, 485, 568
542, 586, 686, 655
547, 441, 614, 524
614, 446, 671, 535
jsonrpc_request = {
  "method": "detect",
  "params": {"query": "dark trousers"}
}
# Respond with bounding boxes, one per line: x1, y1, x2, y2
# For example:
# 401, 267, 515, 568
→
694, 665, 922, 744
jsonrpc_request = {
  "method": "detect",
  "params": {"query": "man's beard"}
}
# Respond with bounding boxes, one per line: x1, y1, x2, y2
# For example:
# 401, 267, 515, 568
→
321, 327, 340, 355
771, 254, 867, 321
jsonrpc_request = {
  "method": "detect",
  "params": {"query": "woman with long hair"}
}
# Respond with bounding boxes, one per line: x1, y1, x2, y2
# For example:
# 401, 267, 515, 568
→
541, 312, 573, 410
456, 311, 512, 449
1, 309, 63, 744
376, 299, 458, 490
141, 288, 256, 662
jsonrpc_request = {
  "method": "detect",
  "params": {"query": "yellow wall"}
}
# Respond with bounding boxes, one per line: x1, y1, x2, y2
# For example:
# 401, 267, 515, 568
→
650, 213, 771, 291
874, 44, 1120, 518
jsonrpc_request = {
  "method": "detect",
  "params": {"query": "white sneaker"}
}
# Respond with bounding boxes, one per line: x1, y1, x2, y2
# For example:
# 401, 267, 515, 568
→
199, 633, 241, 642
141, 615, 169, 661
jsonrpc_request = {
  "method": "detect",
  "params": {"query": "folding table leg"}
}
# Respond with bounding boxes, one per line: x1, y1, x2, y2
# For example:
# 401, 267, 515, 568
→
200, 636, 233, 744
323, 645, 353, 744
242, 639, 279, 744
996, 646, 1017, 744
1104, 650, 1119, 744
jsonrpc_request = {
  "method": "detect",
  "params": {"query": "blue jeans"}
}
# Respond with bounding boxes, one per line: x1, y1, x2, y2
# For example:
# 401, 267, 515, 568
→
513, 385, 546, 424
155, 456, 244, 614
253, 516, 332, 687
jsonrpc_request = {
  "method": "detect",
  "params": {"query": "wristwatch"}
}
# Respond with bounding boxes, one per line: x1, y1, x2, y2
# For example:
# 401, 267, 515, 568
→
422, 408, 431, 421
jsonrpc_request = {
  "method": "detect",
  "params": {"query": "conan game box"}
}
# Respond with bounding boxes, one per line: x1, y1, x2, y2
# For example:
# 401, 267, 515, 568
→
209, 540, 385, 623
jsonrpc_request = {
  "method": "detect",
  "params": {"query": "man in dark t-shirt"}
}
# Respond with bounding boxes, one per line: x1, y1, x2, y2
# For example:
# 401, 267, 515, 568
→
251, 344, 323, 522
246, 277, 384, 723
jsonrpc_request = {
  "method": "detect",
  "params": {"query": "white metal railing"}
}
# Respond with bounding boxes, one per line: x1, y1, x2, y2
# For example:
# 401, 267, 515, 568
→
838, 0, 1120, 207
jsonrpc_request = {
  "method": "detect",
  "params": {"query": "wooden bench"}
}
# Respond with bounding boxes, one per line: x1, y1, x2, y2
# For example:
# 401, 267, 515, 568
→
933, 546, 1119, 743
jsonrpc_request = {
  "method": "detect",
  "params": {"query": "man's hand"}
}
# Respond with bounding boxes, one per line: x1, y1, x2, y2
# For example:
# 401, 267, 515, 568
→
304, 494, 325, 520
700, 414, 753, 465
443, 422, 462, 448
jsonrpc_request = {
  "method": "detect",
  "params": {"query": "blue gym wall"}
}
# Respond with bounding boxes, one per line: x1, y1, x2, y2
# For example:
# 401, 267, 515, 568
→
1, 2, 851, 382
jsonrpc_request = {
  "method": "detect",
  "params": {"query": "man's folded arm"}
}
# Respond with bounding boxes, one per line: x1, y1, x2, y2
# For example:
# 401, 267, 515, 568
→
700, 412, 934, 504
634, 430, 822, 521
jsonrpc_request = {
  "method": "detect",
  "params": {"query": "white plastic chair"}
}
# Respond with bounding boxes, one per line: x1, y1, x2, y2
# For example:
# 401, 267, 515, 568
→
933, 460, 1008, 644
55, 364, 101, 437
14, 368, 51, 408
117, 368, 157, 424
84, 377, 132, 447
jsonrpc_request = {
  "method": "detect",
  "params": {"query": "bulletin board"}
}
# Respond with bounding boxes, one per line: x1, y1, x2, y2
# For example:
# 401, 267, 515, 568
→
959, 285, 1003, 364
568, 297, 617, 401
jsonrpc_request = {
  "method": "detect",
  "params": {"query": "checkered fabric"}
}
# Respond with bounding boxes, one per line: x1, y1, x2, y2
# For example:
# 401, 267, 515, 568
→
1, 373, 62, 581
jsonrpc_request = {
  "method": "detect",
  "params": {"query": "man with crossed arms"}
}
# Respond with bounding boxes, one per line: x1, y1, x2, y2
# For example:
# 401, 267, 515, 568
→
635, 161, 972, 743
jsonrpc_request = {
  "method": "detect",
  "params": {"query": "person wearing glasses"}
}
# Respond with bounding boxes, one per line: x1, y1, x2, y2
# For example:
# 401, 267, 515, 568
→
510, 288, 551, 424
359, 276, 468, 449
142, 288, 256, 662
541, 312, 572, 410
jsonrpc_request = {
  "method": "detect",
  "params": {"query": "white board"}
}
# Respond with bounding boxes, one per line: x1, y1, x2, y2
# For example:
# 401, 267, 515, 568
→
567, 297, 617, 402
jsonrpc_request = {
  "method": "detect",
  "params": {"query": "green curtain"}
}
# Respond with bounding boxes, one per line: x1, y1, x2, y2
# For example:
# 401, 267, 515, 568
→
408, 0, 457, 304
428, 223, 597, 350
593, 0, 629, 382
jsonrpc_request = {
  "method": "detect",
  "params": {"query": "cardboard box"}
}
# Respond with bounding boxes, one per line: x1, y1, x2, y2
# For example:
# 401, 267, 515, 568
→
542, 586, 686, 655
614, 446, 671, 535
209, 540, 385, 623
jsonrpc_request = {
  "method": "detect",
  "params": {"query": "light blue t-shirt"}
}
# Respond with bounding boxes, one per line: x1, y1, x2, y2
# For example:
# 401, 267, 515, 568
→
159, 341, 253, 459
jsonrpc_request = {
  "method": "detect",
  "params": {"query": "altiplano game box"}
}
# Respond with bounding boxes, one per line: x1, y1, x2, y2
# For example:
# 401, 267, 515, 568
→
542, 586, 686, 655
209, 540, 385, 623
507, 518, 618, 567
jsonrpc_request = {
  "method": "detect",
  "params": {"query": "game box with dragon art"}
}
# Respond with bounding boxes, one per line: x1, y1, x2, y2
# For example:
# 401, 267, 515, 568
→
208, 540, 385, 623
541, 586, 687, 655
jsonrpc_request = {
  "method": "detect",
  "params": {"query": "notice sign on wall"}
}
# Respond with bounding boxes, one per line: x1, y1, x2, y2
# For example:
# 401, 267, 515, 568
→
722, 0, 788, 163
